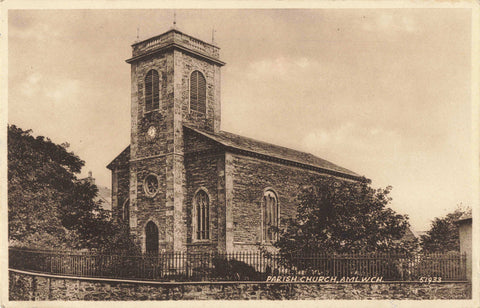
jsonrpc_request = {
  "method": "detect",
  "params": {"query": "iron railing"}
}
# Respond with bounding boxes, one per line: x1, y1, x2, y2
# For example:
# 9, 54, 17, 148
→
8, 247, 467, 282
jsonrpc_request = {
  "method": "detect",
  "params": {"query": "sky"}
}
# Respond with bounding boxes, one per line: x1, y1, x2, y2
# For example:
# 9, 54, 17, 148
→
7, 8, 474, 232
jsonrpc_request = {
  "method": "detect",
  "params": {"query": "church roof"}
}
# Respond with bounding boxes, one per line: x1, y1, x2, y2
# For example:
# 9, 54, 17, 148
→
185, 125, 362, 180
107, 127, 362, 180
457, 213, 472, 222
106, 145, 130, 170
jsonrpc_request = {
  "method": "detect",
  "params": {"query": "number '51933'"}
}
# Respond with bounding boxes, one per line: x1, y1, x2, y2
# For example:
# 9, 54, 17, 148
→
419, 277, 442, 283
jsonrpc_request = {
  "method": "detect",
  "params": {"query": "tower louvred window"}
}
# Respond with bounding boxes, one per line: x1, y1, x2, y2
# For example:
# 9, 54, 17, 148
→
190, 70, 206, 114
145, 70, 159, 111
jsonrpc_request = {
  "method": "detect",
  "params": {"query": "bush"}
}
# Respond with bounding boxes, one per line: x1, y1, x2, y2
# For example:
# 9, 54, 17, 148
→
211, 256, 263, 281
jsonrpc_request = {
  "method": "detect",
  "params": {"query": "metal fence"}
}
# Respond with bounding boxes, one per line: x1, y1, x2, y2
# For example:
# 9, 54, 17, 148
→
9, 247, 467, 282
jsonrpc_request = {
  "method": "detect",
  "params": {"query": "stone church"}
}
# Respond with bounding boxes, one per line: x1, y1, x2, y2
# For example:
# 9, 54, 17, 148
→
107, 28, 362, 255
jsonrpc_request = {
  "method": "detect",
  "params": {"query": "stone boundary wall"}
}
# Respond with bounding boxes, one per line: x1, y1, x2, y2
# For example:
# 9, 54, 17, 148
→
9, 269, 471, 301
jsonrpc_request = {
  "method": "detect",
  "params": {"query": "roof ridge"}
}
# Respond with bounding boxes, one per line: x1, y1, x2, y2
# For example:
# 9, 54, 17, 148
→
217, 130, 341, 167
185, 124, 320, 157
106, 145, 130, 170
183, 125, 360, 178
219, 129, 314, 155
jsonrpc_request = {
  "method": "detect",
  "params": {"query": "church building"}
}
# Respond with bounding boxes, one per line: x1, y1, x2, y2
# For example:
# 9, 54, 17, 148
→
107, 27, 363, 255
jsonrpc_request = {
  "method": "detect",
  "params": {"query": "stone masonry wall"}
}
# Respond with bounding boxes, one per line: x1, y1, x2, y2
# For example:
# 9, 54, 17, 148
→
184, 128, 226, 252
130, 157, 169, 252
126, 31, 223, 253
229, 153, 347, 251
112, 168, 130, 222
131, 53, 175, 159
108, 145, 130, 221
129, 48, 176, 252
9, 271, 471, 300
184, 127, 221, 153
185, 153, 225, 253
176, 50, 221, 133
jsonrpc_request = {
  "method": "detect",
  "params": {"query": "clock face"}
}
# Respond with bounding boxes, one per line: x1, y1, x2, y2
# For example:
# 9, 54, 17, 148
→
147, 126, 157, 139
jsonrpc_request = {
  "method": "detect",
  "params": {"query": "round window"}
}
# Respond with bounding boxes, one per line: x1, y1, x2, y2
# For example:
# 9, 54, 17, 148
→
144, 174, 159, 197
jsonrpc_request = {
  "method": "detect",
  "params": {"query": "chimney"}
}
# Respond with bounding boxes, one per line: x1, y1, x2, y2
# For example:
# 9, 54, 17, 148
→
88, 171, 95, 185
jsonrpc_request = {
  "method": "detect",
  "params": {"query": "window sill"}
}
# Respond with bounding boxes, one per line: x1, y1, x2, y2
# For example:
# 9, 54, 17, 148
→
187, 241, 215, 246
260, 241, 276, 246
143, 109, 160, 115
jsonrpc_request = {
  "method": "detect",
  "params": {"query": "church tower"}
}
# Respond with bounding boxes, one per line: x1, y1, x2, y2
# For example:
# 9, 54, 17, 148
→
125, 28, 225, 253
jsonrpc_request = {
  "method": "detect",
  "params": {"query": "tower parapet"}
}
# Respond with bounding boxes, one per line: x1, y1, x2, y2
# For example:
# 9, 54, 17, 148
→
127, 29, 224, 66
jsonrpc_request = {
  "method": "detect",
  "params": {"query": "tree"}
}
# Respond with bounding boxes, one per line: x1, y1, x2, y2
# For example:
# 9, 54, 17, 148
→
8, 124, 136, 252
8, 125, 84, 248
273, 176, 411, 255
420, 205, 471, 253
59, 180, 114, 250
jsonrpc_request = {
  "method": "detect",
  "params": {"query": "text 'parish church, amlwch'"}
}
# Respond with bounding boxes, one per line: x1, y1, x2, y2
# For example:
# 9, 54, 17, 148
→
107, 27, 363, 255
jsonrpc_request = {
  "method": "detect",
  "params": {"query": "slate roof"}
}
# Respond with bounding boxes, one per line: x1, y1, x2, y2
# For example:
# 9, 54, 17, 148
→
107, 145, 130, 170
107, 126, 362, 180
184, 125, 361, 179
79, 175, 112, 211
457, 213, 472, 222
400, 227, 418, 242
96, 185, 112, 211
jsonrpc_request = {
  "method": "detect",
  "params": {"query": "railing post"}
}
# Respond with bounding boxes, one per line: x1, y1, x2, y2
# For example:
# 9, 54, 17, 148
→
8, 247, 471, 283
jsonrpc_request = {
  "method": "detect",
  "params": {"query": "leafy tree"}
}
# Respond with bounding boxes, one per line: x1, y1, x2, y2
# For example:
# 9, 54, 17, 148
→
8, 125, 84, 248
273, 176, 411, 255
420, 206, 471, 253
8, 124, 138, 252
59, 180, 116, 250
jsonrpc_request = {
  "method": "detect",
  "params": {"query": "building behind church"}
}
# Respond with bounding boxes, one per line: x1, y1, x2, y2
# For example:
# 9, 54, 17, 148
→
107, 27, 363, 255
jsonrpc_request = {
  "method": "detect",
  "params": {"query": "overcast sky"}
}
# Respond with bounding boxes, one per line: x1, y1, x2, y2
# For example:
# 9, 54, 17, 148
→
8, 8, 473, 231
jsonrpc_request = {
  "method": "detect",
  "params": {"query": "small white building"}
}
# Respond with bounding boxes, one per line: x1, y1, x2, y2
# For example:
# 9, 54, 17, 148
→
457, 214, 472, 281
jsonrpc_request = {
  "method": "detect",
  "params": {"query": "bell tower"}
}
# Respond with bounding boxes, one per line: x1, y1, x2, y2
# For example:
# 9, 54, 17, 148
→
125, 28, 225, 253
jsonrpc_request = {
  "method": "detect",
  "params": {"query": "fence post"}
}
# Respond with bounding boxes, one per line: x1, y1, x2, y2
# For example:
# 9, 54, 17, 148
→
332, 252, 337, 277
8, 247, 470, 283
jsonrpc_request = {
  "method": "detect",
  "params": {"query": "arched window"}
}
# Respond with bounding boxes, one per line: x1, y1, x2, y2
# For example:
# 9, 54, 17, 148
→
189, 70, 206, 114
145, 221, 159, 255
122, 199, 130, 225
194, 190, 209, 240
145, 69, 160, 112
262, 190, 278, 242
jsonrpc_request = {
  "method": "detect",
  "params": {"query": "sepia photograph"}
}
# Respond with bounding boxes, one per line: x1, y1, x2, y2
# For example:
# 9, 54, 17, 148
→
1, 3, 478, 306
